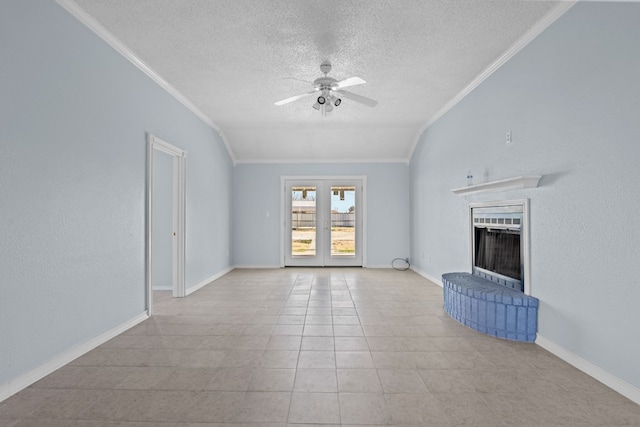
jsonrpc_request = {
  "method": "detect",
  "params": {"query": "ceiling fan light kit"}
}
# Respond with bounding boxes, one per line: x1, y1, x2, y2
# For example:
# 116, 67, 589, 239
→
275, 61, 378, 115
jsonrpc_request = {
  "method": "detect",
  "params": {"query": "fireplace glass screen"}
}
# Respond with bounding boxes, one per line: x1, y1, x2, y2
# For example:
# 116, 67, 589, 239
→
474, 227, 521, 281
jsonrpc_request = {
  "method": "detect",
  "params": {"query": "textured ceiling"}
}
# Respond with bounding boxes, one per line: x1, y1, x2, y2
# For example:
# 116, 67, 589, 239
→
70, 0, 562, 163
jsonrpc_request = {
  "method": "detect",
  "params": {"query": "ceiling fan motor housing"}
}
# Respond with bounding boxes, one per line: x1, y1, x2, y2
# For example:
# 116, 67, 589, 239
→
313, 76, 338, 90
320, 60, 332, 75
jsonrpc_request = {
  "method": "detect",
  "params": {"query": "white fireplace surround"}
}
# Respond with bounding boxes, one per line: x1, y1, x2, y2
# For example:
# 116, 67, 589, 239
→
469, 199, 531, 295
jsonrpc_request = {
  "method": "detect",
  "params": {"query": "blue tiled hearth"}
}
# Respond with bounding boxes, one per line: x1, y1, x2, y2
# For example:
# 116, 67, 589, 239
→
442, 272, 538, 342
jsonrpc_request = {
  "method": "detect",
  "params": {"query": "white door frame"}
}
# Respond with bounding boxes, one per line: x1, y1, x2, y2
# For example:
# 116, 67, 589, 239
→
146, 133, 187, 314
280, 175, 367, 267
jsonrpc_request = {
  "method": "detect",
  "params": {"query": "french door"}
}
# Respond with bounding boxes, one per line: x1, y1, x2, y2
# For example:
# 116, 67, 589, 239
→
283, 178, 364, 267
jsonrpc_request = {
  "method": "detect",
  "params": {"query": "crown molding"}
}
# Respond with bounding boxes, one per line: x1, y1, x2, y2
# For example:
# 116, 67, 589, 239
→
55, 0, 237, 165
407, 1, 578, 162
235, 157, 410, 165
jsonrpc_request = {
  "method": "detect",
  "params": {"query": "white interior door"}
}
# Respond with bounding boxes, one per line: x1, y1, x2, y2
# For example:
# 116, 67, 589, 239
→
284, 178, 363, 267
146, 134, 187, 315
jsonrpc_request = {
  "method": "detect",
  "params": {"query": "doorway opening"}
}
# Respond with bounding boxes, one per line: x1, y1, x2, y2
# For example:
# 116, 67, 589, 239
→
282, 177, 365, 267
146, 134, 187, 315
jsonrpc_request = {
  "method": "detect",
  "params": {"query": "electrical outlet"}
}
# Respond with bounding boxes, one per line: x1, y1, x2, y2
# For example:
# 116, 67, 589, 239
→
506, 131, 513, 145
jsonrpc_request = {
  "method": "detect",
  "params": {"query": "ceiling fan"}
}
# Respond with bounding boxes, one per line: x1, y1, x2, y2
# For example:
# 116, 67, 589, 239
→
275, 61, 378, 115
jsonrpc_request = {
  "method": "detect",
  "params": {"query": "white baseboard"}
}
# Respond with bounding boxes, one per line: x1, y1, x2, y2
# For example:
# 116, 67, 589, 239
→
185, 266, 234, 296
536, 334, 640, 405
0, 311, 149, 403
233, 264, 281, 269
410, 266, 443, 287
363, 264, 393, 269
152, 285, 172, 291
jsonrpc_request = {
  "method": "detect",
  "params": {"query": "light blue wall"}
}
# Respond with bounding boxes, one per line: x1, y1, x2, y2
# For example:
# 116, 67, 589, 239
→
0, 0, 232, 387
233, 163, 410, 267
410, 2, 640, 388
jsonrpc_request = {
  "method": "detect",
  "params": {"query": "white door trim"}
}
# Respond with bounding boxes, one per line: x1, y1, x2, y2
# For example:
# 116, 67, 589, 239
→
280, 175, 367, 267
146, 133, 187, 315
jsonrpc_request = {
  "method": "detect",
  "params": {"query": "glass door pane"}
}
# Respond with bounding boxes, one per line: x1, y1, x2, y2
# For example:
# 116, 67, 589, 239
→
284, 178, 362, 267
330, 186, 356, 258
291, 186, 317, 257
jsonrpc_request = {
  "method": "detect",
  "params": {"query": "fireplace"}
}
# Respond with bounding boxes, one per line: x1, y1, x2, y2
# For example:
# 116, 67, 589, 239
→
442, 199, 537, 342
470, 201, 528, 293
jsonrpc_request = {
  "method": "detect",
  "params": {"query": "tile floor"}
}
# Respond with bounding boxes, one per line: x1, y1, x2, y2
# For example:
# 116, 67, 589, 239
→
2, 268, 640, 426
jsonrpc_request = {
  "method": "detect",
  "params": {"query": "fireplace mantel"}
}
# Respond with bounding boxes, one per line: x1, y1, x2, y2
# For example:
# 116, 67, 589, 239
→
451, 175, 542, 196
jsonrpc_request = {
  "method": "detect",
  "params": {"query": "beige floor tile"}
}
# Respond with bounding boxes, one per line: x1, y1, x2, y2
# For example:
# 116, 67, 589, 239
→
334, 336, 369, 351
432, 336, 478, 352
371, 351, 415, 369
305, 315, 332, 325
308, 300, 331, 308
418, 369, 475, 394
306, 307, 332, 316
335, 351, 375, 369
218, 350, 263, 368
16, 389, 101, 420
366, 337, 403, 351
266, 335, 302, 351
338, 392, 393, 425
12, 420, 80, 427
233, 392, 291, 423
271, 324, 304, 336
332, 316, 360, 325
4, 268, 639, 427
332, 307, 357, 316
301, 336, 334, 351
337, 369, 383, 392
391, 325, 428, 337
114, 367, 177, 390
78, 389, 154, 421
287, 424, 339, 427
361, 324, 395, 336
280, 307, 307, 316
277, 315, 305, 325
441, 350, 496, 370
293, 369, 338, 392
248, 369, 295, 391
241, 324, 275, 336
333, 325, 364, 337
377, 369, 428, 394
288, 392, 340, 424
229, 335, 271, 350
303, 325, 334, 337
297, 351, 336, 369
331, 301, 354, 308
412, 351, 452, 369
433, 391, 500, 426
139, 390, 201, 422
186, 391, 245, 423
205, 367, 254, 391
258, 351, 299, 368
386, 392, 450, 426
31, 366, 130, 390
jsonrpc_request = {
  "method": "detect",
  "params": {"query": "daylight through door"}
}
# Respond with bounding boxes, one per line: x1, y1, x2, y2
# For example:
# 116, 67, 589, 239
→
284, 178, 363, 267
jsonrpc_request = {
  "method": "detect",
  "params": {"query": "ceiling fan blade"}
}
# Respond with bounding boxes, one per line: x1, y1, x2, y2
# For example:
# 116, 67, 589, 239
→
274, 91, 317, 106
335, 76, 366, 89
335, 89, 378, 107
283, 77, 314, 85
